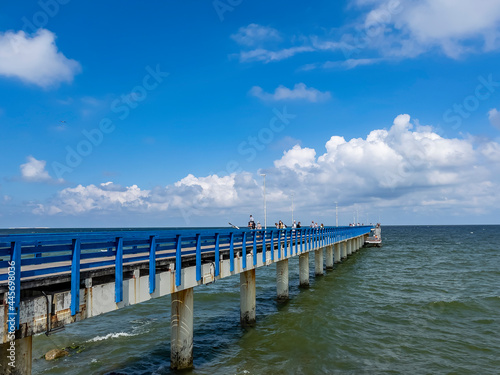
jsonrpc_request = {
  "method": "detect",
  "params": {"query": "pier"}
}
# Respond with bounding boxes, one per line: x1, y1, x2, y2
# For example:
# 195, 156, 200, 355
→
0, 225, 371, 373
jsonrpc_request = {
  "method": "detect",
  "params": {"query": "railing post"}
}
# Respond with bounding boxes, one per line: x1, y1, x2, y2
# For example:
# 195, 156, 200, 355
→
175, 235, 182, 287
284, 229, 288, 257
230, 232, 235, 272
300, 229, 304, 253
195, 234, 202, 281
214, 233, 220, 277
10, 241, 21, 330
262, 230, 266, 263
277, 230, 281, 260
242, 232, 247, 269
253, 231, 257, 266
149, 235, 157, 294
115, 237, 123, 303
270, 230, 274, 261
71, 238, 81, 316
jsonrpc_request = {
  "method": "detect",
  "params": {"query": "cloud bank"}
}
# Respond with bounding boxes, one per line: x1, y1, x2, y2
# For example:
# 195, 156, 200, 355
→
233, 3, 500, 68
33, 114, 500, 224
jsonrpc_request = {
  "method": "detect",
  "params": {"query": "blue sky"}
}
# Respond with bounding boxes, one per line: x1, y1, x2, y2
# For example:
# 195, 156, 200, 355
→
1, 0, 500, 228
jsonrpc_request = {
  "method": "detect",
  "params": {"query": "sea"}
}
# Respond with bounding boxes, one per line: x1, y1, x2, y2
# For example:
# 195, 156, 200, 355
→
14, 225, 500, 374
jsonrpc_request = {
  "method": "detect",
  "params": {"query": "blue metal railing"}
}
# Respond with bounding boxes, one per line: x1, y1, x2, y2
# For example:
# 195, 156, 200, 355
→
0, 226, 371, 329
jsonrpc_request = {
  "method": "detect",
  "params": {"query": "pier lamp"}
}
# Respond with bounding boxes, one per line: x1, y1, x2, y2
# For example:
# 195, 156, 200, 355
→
335, 201, 338, 227
260, 173, 267, 229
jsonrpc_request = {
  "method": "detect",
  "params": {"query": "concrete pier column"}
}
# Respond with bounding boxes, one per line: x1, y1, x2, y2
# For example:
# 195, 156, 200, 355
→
315, 248, 324, 276
334, 243, 341, 263
276, 259, 289, 301
325, 245, 334, 270
299, 252, 309, 288
240, 269, 256, 326
342, 241, 347, 259
0, 336, 32, 375
171, 288, 194, 370
347, 240, 352, 256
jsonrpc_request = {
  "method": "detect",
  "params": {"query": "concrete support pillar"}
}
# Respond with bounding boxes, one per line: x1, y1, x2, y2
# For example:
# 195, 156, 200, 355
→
347, 240, 352, 255
299, 252, 309, 288
276, 259, 289, 301
325, 245, 334, 270
0, 336, 32, 375
171, 288, 194, 370
342, 241, 347, 259
334, 243, 341, 263
240, 269, 256, 327
315, 248, 324, 276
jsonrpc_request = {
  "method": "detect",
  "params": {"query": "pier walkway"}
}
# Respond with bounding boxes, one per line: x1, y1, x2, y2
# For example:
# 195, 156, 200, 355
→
0, 225, 371, 373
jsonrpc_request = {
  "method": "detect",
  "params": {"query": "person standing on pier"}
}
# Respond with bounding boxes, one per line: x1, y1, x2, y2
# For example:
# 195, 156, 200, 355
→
248, 215, 256, 229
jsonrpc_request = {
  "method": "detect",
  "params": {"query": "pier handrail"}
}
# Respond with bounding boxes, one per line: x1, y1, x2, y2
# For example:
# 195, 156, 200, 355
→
0, 225, 371, 329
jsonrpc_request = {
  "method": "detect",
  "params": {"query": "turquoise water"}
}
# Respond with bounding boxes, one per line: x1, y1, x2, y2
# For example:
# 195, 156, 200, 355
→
31, 225, 500, 374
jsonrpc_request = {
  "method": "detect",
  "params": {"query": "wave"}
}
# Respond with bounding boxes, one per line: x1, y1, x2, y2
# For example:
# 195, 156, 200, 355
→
86, 332, 137, 343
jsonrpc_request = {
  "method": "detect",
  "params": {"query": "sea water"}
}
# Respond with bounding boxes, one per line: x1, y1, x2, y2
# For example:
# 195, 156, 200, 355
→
26, 225, 500, 374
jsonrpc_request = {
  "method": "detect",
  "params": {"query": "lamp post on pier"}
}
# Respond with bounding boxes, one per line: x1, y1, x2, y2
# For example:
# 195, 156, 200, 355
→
335, 201, 338, 227
260, 173, 267, 229
291, 193, 294, 225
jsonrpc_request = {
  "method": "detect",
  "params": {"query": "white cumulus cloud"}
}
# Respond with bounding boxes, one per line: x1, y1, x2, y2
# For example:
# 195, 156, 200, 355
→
488, 108, 500, 130
231, 24, 281, 46
0, 29, 81, 88
348, 0, 500, 58
250, 83, 331, 102
20, 156, 53, 182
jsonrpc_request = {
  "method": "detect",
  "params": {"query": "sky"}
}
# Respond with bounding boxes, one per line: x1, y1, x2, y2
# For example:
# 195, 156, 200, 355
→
1, 0, 500, 228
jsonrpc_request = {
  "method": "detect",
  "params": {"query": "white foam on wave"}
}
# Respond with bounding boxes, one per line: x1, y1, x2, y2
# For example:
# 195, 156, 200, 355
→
86, 332, 137, 343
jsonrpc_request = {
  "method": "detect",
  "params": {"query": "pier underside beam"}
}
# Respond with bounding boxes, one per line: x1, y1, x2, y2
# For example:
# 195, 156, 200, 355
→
171, 288, 194, 370
315, 248, 324, 276
334, 243, 341, 263
240, 269, 256, 326
0, 336, 32, 375
326, 245, 334, 270
276, 259, 289, 301
299, 252, 309, 288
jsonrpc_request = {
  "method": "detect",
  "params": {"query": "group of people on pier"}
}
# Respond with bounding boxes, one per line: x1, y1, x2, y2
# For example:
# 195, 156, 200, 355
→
247, 215, 324, 230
